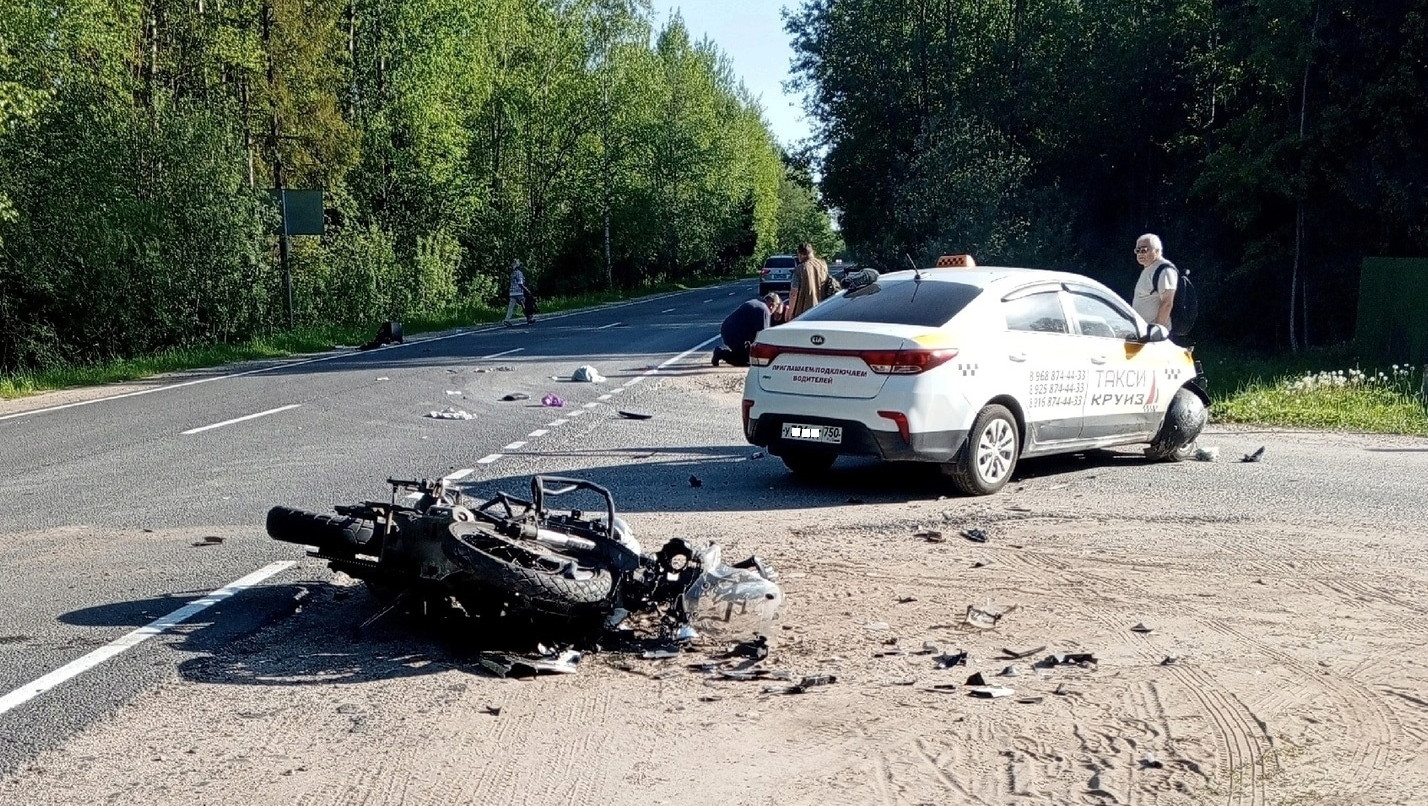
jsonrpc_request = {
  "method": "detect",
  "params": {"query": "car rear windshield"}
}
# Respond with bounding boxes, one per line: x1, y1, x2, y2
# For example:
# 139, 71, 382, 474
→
796, 281, 982, 327
763, 256, 796, 269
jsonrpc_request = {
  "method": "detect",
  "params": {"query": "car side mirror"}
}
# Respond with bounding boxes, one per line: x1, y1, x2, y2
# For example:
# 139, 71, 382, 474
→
1135, 323, 1169, 343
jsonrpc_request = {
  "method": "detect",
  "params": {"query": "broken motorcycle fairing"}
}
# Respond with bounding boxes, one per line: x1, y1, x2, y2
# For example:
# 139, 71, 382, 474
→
266, 475, 780, 639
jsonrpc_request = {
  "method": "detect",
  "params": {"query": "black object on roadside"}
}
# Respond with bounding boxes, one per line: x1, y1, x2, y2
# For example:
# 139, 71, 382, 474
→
1242, 446, 1266, 463
965, 672, 989, 686
688, 475, 703, 488
500, 392, 530, 401
618, 410, 653, 420
359, 320, 403, 351
961, 528, 988, 543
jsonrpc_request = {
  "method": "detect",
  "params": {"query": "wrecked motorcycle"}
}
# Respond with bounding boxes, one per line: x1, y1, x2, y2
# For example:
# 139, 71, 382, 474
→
266, 475, 781, 640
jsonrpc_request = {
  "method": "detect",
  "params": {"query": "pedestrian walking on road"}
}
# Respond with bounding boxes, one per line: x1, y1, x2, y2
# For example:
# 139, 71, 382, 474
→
712, 293, 783, 367
788, 243, 833, 320
504, 260, 534, 326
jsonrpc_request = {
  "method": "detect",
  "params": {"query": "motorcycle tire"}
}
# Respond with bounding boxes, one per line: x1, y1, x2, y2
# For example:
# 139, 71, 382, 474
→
266, 506, 377, 554
442, 523, 614, 616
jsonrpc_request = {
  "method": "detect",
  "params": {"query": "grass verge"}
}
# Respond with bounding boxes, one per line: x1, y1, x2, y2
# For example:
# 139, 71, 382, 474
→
0, 276, 744, 400
1198, 344, 1428, 436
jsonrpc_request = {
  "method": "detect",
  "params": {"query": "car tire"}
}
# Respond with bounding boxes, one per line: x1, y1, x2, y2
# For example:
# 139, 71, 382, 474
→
1145, 387, 1207, 462
945, 404, 1020, 495
781, 450, 836, 477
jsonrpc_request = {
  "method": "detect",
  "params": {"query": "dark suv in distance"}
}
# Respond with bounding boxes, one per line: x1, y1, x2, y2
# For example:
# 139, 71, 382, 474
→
758, 255, 797, 297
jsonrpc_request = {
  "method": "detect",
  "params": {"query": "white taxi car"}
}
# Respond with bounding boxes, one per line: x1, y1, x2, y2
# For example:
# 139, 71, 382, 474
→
740, 261, 1210, 495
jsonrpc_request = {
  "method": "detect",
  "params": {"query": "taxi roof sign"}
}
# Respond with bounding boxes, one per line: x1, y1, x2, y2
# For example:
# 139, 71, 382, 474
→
936, 254, 976, 268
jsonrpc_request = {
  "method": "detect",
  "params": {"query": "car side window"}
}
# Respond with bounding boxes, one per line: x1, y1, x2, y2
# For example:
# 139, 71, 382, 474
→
1003, 291, 1068, 334
1069, 293, 1139, 339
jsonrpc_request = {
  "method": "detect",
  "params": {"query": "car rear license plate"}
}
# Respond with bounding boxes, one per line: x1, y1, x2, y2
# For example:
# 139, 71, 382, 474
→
782, 423, 842, 444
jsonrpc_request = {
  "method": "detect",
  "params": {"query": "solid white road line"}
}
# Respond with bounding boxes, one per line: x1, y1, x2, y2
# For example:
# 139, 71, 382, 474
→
0, 561, 296, 717
503, 441, 527, 451
476, 454, 502, 464
181, 404, 302, 435
480, 347, 525, 359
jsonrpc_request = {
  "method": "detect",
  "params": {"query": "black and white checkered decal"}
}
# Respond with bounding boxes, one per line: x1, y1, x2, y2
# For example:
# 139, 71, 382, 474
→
958, 363, 979, 376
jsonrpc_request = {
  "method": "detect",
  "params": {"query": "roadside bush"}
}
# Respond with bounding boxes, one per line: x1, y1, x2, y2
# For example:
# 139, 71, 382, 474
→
1217, 363, 1428, 435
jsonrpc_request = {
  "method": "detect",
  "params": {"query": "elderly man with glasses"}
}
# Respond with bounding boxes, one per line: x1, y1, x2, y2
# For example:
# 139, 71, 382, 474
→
1131, 233, 1178, 335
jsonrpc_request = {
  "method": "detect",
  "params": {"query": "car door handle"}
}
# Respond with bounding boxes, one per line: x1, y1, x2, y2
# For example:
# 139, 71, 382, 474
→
1090, 355, 1108, 365
1009, 352, 1027, 362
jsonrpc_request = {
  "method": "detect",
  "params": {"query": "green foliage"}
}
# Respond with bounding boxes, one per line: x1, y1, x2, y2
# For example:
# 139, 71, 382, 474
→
1215, 361, 1428, 436
0, 0, 824, 377
786, 0, 1428, 349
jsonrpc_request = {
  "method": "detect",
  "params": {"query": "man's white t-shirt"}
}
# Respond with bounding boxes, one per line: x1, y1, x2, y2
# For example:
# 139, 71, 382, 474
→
1133, 261, 1177, 324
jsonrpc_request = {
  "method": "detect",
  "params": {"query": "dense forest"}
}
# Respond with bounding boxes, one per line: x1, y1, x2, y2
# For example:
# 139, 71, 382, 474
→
786, 0, 1428, 350
0, 0, 840, 373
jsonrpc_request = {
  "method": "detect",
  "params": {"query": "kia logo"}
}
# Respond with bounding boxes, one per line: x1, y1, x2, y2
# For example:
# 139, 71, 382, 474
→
810, 334, 825, 345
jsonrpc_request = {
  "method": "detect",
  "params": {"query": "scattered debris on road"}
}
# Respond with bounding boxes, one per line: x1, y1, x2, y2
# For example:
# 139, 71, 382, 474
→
617, 410, 653, 420
1194, 446, 1220, 461
540, 394, 565, 407
571, 365, 606, 382
914, 529, 945, 543
501, 392, 530, 401
688, 474, 703, 488
964, 603, 1016, 629
1131, 622, 1154, 633
968, 686, 1015, 698
1243, 445, 1267, 463
478, 649, 582, 678
191, 536, 224, 547
426, 406, 475, 420
1002, 645, 1047, 660
1037, 652, 1098, 668
961, 528, 989, 543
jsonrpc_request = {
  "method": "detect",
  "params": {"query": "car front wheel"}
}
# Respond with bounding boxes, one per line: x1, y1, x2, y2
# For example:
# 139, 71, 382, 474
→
945, 404, 1020, 495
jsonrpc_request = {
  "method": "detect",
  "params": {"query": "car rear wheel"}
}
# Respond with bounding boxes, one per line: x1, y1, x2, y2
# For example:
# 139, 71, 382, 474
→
945, 404, 1019, 495
781, 450, 836, 477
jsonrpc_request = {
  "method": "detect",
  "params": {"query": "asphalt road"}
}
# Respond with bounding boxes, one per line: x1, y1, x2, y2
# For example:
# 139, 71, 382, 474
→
2, 279, 1427, 784
0, 282, 747, 772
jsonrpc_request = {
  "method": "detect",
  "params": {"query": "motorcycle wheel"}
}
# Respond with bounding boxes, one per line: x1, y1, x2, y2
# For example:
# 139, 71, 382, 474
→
442, 523, 614, 616
266, 506, 376, 555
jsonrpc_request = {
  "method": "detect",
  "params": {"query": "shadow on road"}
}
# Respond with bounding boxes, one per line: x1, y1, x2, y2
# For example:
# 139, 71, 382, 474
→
461, 445, 1154, 515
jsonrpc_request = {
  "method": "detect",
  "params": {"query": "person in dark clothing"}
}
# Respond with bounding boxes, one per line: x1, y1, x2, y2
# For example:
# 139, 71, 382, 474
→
712, 293, 783, 367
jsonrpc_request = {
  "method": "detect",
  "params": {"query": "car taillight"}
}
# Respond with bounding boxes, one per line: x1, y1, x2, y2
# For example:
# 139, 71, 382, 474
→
749, 342, 779, 366
878, 410, 911, 444
760, 268, 771, 277
861, 348, 959, 375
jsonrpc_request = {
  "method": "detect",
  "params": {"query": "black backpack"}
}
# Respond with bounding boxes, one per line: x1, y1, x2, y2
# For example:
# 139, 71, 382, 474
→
1154, 261, 1198, 336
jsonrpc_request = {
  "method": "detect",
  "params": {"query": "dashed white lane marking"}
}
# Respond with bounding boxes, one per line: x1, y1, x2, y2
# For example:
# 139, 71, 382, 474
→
703, 299, 713, 303
465, 333, 722, 469
0, 282, 743, 424
595, 322, 622, 330
181, 404, 303, 435
481, 347, 525, 359
661, 308, 676, 313
405, 468, 476, 501
0, 561, 296, 716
